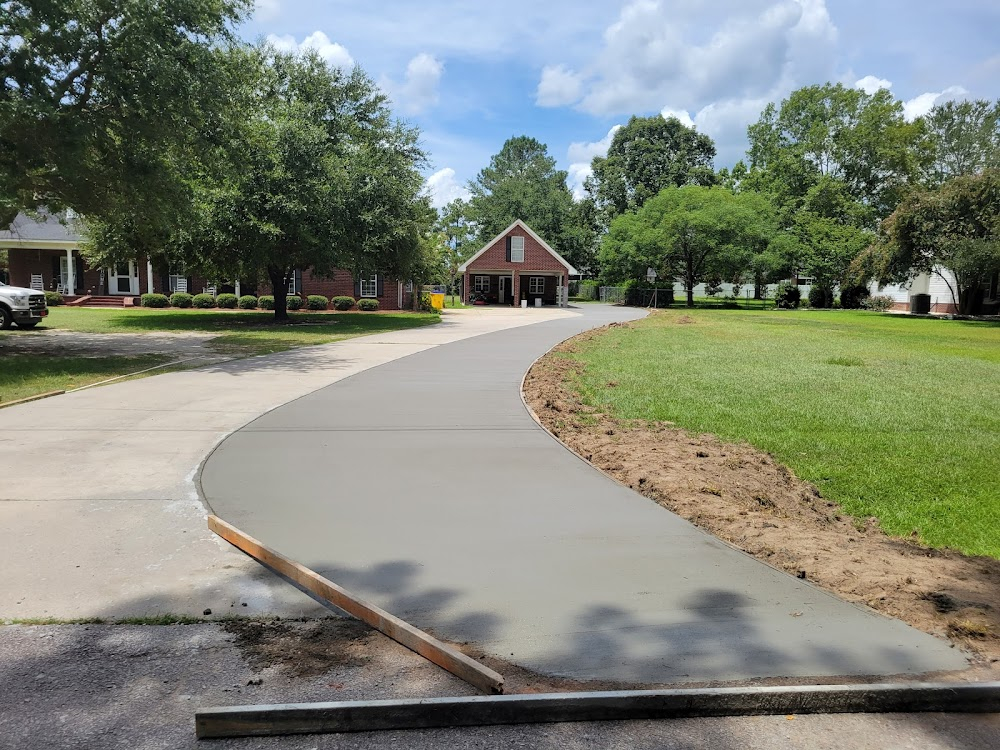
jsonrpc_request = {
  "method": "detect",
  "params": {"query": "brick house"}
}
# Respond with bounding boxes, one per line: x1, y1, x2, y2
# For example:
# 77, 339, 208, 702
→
459, 219, 576, 307
0, 212, 413, 309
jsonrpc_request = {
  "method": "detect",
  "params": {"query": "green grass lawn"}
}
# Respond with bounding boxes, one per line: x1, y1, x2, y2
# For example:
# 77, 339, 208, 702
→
442, 296, 469, 309
562, 308, 1000, 558
0, 354, 170, 404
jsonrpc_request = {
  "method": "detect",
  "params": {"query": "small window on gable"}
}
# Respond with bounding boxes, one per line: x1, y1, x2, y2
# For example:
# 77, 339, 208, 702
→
360, 274, 378, 298
510, 236, 525, 263
528, 276, 545, 295
474, 275, 490, 292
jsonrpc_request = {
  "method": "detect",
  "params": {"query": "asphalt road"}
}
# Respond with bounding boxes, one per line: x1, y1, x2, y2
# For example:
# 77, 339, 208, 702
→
201, 305, 967, 684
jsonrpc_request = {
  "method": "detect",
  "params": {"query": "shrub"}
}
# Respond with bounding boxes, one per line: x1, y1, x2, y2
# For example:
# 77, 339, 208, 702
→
419, 292, 435, 313
238, 295, 258, 309
285, 295, 303, 310
192, 293, 216, 309
862, 294, 894, 312
356, 298, 379, 311
704, 278, 723, 297
140, 293, 169, 308
307, 294, 329, 310
840, 284, 870, 309
579, 280, 600, 301
331, 295, 356, 311
215, 293, 238, 309
808, 285, 833, 309
773, 281, 801, 309
170, 292, 193, 308
44, 291, 64, 306
258, 295, 275, 310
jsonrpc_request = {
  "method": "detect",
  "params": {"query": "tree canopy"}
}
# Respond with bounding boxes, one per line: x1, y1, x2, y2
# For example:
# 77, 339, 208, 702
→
588, 115, 717, 225
0, 0, 250, 231
920, 99, 1000, 187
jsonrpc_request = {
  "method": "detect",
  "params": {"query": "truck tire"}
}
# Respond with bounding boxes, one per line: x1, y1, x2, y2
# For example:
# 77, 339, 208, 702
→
0, 305, 12, 330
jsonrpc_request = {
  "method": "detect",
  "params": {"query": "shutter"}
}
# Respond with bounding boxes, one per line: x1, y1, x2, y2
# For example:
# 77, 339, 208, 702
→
505, 236, 512, 262
354, 277, 361, 297
161, 272, 171, 294
75, 257, 85, 290
376, 275, 384, 297
294, 269, 302, 295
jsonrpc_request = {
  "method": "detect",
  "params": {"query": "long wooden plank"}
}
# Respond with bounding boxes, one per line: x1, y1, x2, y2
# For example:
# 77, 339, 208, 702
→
207, 515, 504, 695
0, 390, 65, 409
197, 682, 1000, 738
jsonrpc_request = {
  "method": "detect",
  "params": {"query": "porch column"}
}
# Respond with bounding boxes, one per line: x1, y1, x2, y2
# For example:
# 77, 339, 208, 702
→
235, 280, 241, 298
65, 248, 75, 295
512, 273, 521, 306
146, 259, 154, 294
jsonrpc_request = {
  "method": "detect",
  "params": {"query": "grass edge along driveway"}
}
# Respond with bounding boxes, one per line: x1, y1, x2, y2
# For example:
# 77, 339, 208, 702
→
1, 308, 439, 404
562, 309, 1000, 558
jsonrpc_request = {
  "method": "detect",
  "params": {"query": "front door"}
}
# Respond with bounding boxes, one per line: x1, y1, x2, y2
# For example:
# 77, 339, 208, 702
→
109, 261, 139, 295
499, 276, 508, 305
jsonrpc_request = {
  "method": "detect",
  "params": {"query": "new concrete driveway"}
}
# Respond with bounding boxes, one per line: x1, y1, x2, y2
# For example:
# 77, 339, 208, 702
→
201, 305, 967, 684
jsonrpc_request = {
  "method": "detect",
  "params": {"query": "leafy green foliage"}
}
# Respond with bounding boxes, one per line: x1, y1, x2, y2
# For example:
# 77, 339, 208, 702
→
215, 293, 238, 309
861, 295, 894, 312
285, 295, 302, 310
306, 295, 329, 310
237, 294, 257, 309
589, 115, 717, 224
356, 298, 379, 311
44, 291, 63, 306
140, 293, 169, 308
921, 99, 1000, 186
257, 295, 274, 310
839, 284, 870, 309
331, 296, 355, 311
773, 281, 801, 308
192, 293, 216, 309
170, 292, 193, 308
808, 285, 833, 308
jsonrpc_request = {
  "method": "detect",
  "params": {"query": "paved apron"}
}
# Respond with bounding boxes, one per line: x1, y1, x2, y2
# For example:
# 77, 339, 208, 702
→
201, 305, 967, 683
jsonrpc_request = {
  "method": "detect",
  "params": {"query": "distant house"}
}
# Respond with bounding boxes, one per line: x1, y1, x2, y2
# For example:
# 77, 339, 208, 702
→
459, 220, 575, 306
0, 212, 413, 309
868, 270, 999, 315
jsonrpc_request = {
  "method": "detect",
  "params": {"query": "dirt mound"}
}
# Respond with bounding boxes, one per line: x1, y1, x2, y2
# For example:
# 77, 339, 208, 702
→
523, 328, 1000, 669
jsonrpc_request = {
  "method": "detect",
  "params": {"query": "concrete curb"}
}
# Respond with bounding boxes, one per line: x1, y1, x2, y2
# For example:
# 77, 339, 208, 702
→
196, 682, 1000, 738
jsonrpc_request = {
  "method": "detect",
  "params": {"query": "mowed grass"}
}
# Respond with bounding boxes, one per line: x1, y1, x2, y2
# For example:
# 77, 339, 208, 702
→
0, 354, 169, 404
564, 309, 1000, 557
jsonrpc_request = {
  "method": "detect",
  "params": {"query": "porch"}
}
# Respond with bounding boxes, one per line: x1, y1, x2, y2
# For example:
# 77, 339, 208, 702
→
466, 271, 565, 306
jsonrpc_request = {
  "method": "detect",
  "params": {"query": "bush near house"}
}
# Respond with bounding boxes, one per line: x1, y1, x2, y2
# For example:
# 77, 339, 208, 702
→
216, 293, 238, 309
170, 292, 193, 308
141, 293, 169, 308
258, 295, 275, 310
862, 295, 894, 312
307, 294, 329, 310
238, 295, 258, 309
808, 285, 834, 309
192, 293, 216, 309
286, 295, 303, 310
773, 281, 801, 309
840, 285, 870, 309
44, 291, 64, 306
356, 298, 379, 311
331, 295, 355, 311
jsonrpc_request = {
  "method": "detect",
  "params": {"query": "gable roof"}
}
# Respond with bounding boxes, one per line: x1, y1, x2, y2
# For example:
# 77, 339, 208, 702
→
0, 211, 83, 246
458, 219, 578, 275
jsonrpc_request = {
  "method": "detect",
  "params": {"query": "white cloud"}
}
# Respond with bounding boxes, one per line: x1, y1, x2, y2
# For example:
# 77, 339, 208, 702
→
266, 31, 354, 69
566, 125, 622, 199
854, 75, 892, 94
382, 53, 444, 115
255, 0, 280, 21
902, 85, 969, 121
536, 65, 584, 107
660, 107, 695, 128
423, 168, 470, 209
539, 1, 838, 118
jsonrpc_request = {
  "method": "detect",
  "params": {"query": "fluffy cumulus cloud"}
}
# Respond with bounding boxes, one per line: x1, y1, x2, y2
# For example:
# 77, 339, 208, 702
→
536, 65, 585, 107
266, 31, 354, 69
902, 85, 969, 121
854, 75, 892, 94
566, 125, 622, 199
423, 167, 470, 209
660, 107, 695, 128
381, 53, 444, 115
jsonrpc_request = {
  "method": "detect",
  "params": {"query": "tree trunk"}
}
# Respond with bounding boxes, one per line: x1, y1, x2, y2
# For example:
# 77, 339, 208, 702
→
959, 284, 978, 315
267, 265, 289, 323
686, 280, 695, 308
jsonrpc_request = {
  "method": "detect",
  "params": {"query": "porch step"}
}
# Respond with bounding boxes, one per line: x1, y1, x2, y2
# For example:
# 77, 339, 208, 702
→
75, 296, 129, 308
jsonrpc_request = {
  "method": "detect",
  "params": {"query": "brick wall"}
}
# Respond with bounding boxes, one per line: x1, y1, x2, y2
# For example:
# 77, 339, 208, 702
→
259, 269, 410, 310
464, 224, 570, 303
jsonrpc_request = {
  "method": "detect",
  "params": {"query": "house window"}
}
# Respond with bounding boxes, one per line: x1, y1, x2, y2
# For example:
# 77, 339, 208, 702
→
474, 275, 490, 292
528, 276, 545, 295
360, 274, 378, 298
168, 268, 187, 293
510, 236, 525, 263
405, 281, 413, 293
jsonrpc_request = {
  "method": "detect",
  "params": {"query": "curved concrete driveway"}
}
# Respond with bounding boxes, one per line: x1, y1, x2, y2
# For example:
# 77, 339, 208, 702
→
201, 305, 966, 683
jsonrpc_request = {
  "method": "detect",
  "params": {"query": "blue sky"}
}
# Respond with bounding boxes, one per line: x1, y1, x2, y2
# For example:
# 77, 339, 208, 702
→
243, 1, 1000, 208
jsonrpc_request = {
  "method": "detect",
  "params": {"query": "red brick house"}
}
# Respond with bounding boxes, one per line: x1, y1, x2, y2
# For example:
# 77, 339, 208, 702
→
0, 212, 413, 309
459, 220, 575, 307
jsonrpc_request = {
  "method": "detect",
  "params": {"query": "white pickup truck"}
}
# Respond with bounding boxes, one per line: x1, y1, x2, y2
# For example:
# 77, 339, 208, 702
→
0, 281, 48, 329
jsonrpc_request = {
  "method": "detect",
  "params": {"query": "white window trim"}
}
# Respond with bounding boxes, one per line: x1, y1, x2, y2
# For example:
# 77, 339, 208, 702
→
510, 236, 525, 263
168, 268, 187, 293
360, 274, 378, 298
474, 275, 490, 292
528, 276, 545, 295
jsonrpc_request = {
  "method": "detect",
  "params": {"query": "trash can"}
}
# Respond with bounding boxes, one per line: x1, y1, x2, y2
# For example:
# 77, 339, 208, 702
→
430, 293, 445, 310
520, 299, 528, 308
909, 293, 931, 314
534, 298, 542, 307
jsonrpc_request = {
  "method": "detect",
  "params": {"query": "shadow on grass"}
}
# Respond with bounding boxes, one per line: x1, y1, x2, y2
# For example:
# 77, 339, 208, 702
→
91, 311, 440, 336
0, 353, 169, 403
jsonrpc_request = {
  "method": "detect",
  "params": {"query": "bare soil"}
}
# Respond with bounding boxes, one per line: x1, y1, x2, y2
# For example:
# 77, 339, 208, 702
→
522, 322, 1000, 671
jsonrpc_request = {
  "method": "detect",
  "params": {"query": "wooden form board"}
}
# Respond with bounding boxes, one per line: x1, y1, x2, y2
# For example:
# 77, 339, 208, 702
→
207, 515, 504, 696
197, 682, 1000, 738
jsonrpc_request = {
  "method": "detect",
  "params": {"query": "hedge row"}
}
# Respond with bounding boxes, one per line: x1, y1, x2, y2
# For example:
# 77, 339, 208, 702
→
139, 293, 379, 311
